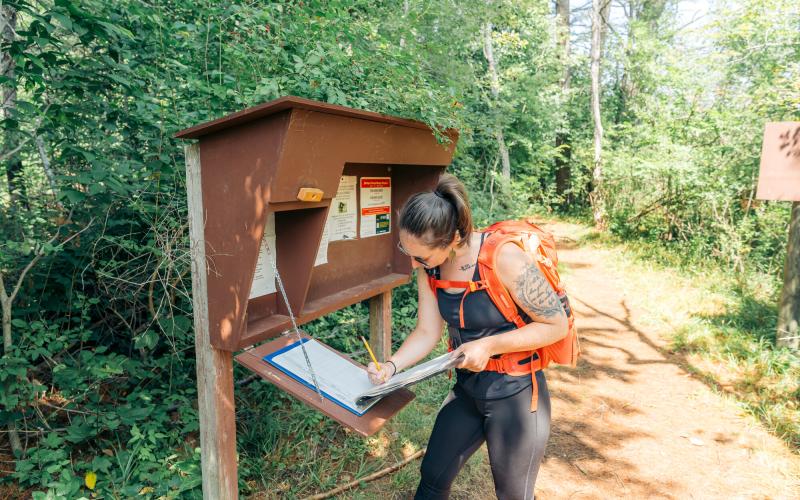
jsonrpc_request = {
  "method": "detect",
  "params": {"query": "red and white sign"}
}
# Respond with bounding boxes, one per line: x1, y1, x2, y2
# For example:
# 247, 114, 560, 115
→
360, 177, 391, 238
361, 178, 391, 189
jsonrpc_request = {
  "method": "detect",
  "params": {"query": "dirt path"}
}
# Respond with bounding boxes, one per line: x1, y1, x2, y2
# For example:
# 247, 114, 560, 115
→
533, 222, 799, 499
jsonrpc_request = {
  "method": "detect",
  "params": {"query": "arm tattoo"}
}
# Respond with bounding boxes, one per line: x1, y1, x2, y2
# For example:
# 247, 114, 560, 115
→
513, 262, 564, 318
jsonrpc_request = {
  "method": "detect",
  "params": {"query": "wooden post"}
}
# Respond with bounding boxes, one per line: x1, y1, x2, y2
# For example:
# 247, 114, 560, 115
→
777, 201, 800, 349
369, 290, 392, 361
185, 144, 239, 499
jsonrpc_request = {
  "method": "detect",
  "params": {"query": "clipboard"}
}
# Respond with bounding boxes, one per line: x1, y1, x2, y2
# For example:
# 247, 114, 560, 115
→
235, 333, 415, 436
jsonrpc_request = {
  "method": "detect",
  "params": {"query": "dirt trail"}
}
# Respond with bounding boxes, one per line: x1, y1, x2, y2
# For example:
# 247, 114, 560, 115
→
533, 222, 799, 499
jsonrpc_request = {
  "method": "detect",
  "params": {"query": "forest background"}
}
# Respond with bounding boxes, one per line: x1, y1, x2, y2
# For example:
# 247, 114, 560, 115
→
0, 0, 798, 498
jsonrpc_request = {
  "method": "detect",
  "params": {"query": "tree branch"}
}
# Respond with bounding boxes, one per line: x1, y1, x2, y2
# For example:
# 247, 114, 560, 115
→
7, 213, 94, 304
0, 103, 52, 162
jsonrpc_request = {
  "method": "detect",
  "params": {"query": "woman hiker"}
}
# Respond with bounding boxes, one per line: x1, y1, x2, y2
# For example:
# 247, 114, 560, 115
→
366, 173, 570, 500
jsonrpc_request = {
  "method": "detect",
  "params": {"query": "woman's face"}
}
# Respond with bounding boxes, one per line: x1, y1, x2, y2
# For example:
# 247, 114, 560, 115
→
398, 231, 454, 269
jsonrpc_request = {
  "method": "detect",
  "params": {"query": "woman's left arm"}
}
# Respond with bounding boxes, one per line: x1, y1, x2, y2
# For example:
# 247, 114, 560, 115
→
453, 242, 569, 371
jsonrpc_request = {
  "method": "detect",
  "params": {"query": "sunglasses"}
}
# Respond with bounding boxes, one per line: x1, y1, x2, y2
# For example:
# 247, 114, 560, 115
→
397, 240, 434, 268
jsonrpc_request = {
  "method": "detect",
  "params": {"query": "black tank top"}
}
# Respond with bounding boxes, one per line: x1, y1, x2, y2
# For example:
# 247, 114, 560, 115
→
427, 233, 534, 399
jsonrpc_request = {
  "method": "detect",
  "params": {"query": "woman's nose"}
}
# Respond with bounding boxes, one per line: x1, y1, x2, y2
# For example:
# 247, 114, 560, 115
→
410, 258, 422, 269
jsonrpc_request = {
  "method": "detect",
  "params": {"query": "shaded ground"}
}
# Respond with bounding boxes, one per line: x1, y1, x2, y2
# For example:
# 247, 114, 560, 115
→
347, 221, 800, 499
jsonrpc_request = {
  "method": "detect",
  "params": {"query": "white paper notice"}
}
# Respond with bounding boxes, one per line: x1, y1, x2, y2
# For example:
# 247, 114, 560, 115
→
314, 220, 329, 267
249, 213, 277, 299
327, 175, 358, 242
359, 177, 391, 238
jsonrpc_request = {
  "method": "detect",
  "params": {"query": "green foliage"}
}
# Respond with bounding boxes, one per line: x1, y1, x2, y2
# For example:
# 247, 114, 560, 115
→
599, 0, 799, 276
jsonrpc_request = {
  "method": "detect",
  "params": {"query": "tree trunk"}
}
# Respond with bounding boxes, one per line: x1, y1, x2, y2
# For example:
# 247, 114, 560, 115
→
777, 201, 800, 350
483, 20, 511, 180
0, 4, 23, 456
617, 0, 667, 124
617, 2, 636, 124
555, 0, 572, 203
589, 0, 610, 229
1, 4, 26, 209
0, 278, 22, 456
400, 0, 409, 48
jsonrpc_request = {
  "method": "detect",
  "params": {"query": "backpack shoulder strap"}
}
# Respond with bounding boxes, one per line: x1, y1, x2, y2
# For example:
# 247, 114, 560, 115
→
477, 231, 527, 328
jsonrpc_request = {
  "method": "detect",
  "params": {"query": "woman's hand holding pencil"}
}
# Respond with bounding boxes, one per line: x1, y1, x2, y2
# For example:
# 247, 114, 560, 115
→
362, 336, 396, 384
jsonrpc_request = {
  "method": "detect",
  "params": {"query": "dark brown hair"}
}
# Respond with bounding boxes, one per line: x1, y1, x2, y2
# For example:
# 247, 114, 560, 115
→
399, 173, 473, 248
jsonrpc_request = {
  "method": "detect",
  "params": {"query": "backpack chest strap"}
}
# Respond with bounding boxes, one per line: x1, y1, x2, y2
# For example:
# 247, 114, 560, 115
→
428, 276, 489, 328
428, 279, 488, 293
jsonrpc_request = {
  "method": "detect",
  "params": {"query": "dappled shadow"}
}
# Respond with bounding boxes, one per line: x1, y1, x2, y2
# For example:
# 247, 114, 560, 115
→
581, 336, 680, 367
554, 237, 581, 250
679, 285, 799, 450
533, 291, 723, 497
559, 346, 639, 384
545, 416, 682, 499
572, 296, 687, 366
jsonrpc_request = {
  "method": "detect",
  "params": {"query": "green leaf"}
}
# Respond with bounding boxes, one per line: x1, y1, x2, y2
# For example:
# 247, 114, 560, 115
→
90, 455, 113, 473
49, 12, 72, 31
134, 329, 158, 351
66, 423, 95, 444
60, 189, 86, 204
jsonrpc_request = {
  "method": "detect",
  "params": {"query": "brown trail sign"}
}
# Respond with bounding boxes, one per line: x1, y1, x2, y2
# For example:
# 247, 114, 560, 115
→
756, 122, 800, 350
176, 96, 457, 499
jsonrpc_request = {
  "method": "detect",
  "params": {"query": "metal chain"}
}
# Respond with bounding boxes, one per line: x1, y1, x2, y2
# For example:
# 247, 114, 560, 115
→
263, 240, 324, 402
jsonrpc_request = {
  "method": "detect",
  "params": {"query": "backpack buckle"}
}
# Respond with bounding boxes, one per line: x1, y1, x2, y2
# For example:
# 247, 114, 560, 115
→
468, 280, 487, 292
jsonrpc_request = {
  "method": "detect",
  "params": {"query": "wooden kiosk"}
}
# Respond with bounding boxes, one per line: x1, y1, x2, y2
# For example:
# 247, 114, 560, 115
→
175, 96, 457, 499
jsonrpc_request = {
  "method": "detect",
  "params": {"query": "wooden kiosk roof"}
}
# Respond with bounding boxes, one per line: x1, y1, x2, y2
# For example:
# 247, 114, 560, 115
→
175, 95, 436, 139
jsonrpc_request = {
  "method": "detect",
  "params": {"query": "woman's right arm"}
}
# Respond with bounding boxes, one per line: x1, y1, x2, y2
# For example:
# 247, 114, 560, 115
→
367, 269, 444, 384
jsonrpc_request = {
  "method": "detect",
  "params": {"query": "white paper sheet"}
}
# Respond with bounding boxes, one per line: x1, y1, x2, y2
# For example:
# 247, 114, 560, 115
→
314, 221, 329, 266
355, 352, 463, 406
328, 175, 358, 242
249, 213, 277, 299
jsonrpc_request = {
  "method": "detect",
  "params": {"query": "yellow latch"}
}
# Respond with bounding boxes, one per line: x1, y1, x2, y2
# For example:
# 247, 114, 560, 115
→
297, 187, 324, 202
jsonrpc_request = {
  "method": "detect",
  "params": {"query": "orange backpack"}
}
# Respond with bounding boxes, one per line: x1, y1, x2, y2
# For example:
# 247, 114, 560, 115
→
427, 219, 580, 411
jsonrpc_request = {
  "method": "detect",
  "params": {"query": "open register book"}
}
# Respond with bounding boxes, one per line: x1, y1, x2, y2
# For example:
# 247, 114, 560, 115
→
264, 338, 462, 416
354, 351, 464, 407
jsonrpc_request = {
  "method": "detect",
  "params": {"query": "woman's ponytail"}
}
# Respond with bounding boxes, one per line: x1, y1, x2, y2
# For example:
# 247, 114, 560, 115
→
399, 173, 473, 248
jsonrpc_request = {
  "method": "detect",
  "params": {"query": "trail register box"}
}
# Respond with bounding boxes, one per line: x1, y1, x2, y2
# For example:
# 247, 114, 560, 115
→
176, 96, 458, 498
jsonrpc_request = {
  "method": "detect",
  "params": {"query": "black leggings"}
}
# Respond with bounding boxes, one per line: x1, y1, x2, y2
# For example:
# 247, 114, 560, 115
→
415, 371, 551, 500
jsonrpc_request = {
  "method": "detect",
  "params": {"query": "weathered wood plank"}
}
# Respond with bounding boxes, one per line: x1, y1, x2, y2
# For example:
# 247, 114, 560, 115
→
778, 201, 800, 349
186, 143, 239, 499
369, 290, 392, 362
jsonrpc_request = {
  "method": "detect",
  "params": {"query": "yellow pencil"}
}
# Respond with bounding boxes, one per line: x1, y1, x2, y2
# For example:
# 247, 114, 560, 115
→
360, 335, 381, 370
